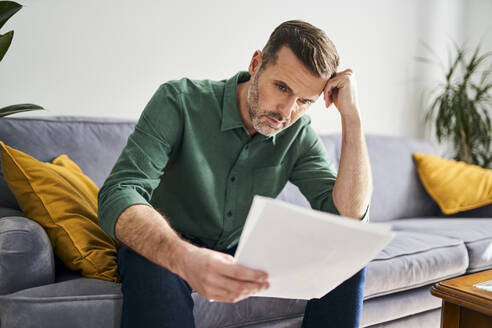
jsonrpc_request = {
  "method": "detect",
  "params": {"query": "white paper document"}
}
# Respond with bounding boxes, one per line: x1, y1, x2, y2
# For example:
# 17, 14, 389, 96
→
474, 280, 492, 292
233, 196, 395, 300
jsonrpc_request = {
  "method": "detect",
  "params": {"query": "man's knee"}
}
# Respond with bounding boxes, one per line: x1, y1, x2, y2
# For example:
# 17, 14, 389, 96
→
117, 244, 191, 294
117, 244, 196, 327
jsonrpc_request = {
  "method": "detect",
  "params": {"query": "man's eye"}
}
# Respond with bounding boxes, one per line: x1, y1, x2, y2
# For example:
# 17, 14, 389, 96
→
298, 99, 310, 105
276, 83, 287, 92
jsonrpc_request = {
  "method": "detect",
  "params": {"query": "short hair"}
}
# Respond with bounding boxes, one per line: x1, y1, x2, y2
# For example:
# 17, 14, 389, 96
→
261, 20, 339, 79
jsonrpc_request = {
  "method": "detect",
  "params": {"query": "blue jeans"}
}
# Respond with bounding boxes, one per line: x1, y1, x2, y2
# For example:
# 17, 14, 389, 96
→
117, 242, 366, 328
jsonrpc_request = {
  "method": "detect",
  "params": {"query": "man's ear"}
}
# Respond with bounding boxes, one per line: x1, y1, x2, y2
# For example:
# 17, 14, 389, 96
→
248, 50, 263, 76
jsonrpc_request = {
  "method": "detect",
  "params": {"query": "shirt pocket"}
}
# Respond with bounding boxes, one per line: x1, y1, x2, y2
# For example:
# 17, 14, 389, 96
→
252, 164, 287, 198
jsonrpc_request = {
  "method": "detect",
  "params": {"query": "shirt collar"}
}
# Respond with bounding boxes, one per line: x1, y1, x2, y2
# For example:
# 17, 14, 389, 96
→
221, 71, 277, 145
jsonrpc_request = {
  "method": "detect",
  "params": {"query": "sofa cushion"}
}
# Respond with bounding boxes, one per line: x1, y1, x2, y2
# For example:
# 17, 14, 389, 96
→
363, 230, 468, 299
0, 277, 308, 328
193, 294, 307, 328
413, 153, 492, 214
390, 218, 492, 273
0, 271, 445, 328
0, 142, 120, 282
0, 278, 123, 328
0, 116, 136, 209
234, 317, 303, 328
363, 308, 441, 328
361, 283, 441, 327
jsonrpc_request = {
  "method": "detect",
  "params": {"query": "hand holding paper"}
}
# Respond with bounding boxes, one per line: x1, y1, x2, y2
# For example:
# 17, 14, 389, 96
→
233, 196, 395, 299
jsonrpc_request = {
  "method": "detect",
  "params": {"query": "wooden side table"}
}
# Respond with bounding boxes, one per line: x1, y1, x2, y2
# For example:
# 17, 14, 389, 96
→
431, 269, 492, 328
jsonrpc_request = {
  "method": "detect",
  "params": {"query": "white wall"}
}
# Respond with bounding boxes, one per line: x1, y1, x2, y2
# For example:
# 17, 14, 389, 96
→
0, 0, 490, 139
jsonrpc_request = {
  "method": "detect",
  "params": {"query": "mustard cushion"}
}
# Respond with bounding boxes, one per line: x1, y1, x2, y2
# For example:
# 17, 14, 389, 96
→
0, 141, 119, 282
413, 152, 492, 215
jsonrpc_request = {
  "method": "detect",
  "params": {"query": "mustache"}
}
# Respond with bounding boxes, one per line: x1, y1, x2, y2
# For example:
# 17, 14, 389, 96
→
263, 111, 288, 124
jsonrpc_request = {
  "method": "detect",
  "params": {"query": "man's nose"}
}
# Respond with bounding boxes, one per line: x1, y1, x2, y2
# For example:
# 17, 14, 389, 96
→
276, 96, 297, 120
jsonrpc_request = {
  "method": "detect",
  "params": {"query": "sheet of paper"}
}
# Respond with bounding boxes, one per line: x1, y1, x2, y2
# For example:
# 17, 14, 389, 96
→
233, 196, 395, 300
474, 280, 492, 292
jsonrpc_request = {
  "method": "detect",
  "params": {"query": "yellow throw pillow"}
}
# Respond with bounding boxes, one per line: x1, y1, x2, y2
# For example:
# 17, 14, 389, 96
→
413, 152, 492, 215
0, 141, 119, 282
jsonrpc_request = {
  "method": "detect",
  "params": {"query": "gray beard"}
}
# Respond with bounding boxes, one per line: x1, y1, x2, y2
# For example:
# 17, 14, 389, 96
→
246, 73, 286, 137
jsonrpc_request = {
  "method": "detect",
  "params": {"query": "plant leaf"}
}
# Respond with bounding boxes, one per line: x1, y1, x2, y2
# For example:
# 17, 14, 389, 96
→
0, 1, 21, 31
419, 40, 446, 73
0, 30, 13, 61
463, 46, 491, 84
0, 103, 45, 117
446, 45, 464, 84
421, 41, 492, 167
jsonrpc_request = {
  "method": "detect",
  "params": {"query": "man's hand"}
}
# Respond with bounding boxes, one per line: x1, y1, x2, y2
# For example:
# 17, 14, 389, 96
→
323, 68, 360, 117
175, 245, 270, 303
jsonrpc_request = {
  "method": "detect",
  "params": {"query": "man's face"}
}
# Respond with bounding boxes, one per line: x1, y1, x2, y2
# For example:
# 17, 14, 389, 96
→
246, 46, 328, 136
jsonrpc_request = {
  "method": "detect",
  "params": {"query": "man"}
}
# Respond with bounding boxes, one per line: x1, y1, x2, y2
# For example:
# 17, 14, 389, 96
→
98, 20, 372, 328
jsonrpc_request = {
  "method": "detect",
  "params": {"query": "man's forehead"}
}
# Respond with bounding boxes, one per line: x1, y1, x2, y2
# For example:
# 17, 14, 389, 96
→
264, 47, 328, 97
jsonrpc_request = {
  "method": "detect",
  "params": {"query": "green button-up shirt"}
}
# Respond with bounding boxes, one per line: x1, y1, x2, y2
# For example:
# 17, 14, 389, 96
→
98, 71, 369, 251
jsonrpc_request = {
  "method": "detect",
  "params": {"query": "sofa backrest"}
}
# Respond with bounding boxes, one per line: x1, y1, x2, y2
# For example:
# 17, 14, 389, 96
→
0, 116, 441, 222
0, 116, 136, 209
364, 135, 441, 221
277, 134, 441, 221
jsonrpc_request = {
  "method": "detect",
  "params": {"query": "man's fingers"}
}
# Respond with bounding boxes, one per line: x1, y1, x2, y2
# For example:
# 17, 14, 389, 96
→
324, 68, 352, 91
214, 272, 268, 294
205, 285, 230, 301
324, 88, 338, 108
325, 77, 344, 93
324, 69, 353, 108
205, 273, 269, 303
207, 284, 251, 303
214, 258, 268, 283
324, 98, 332, 108
324, 91, 333, 108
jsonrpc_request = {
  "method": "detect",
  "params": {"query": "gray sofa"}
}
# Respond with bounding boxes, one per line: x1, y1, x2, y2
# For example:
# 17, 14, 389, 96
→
0, 116, 491, 328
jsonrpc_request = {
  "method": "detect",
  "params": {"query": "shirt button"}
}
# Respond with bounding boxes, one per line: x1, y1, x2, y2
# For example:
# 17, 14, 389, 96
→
230, 176, 236, 182
244, 145, 249, 150
227, 210, 232, 217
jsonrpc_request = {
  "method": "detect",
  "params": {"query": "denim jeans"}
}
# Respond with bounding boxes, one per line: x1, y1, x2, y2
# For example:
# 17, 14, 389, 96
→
117, 241, 366, 328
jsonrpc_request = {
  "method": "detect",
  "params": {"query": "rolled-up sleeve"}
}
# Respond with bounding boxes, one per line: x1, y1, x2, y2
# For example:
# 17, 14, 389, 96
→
289, 124, 370, 223
98, 83, 183, 239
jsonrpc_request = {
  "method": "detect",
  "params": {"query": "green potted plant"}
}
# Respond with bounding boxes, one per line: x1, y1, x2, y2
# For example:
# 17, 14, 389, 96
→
421, 43, 492, 168
0, 1, 44, 117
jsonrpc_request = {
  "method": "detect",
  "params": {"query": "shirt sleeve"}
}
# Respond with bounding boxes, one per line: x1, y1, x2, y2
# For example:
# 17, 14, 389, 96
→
289, 124, 370, 223
98, 83, 184, 239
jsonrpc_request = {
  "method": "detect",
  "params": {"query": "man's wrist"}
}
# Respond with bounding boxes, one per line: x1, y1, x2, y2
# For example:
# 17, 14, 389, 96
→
167, 237, 196, 278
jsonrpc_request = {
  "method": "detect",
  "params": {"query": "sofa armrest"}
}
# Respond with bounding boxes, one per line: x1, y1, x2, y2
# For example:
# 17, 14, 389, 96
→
0, 216, 55, 294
